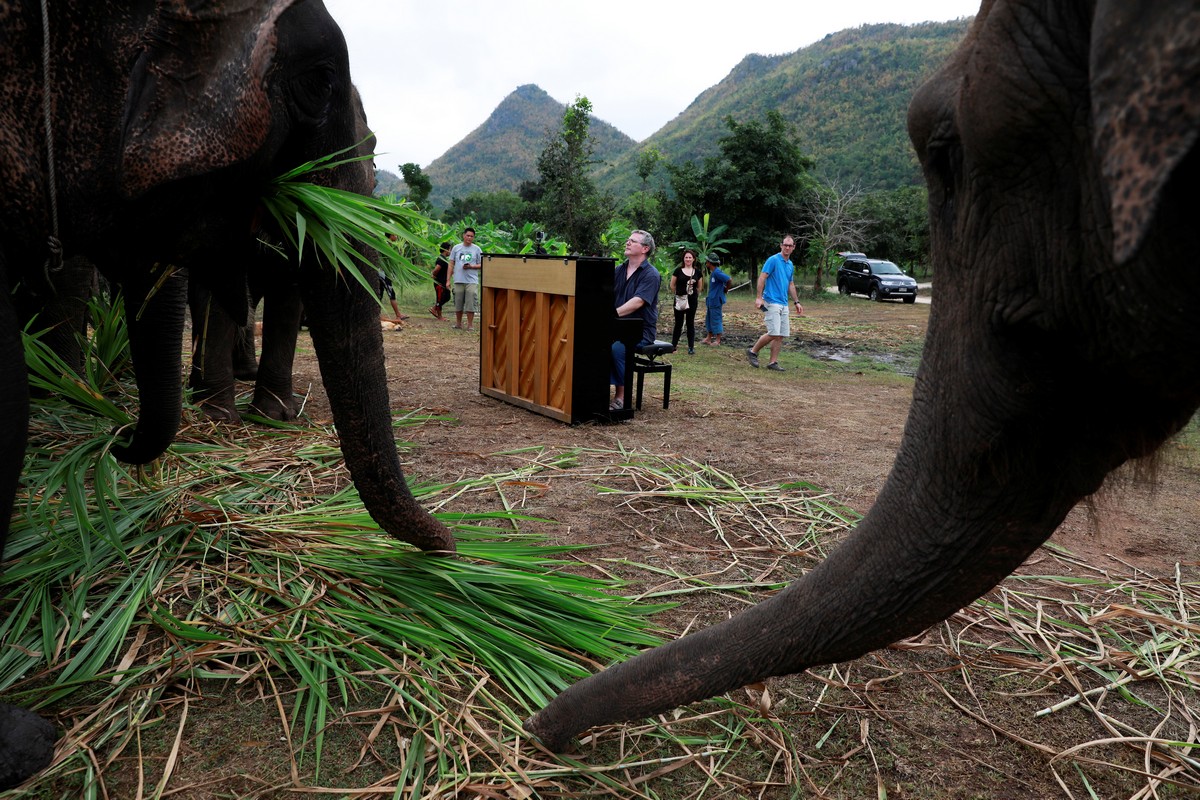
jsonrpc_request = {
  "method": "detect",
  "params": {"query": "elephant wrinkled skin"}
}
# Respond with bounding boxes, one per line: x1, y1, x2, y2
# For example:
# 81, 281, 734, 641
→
1, 0, 453, 788
526, 0, 1200, 752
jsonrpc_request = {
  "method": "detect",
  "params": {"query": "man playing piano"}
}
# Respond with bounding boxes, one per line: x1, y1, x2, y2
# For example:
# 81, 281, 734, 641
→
610, 230, 661, 411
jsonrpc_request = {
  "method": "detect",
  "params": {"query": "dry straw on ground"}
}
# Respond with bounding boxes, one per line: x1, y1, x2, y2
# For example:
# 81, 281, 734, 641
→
5, 403, 1198, 797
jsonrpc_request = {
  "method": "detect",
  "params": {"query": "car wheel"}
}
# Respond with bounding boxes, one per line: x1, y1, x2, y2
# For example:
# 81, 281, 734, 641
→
903, 295, 916, 304
870, 286, 884, 302
838, 281, 848, 295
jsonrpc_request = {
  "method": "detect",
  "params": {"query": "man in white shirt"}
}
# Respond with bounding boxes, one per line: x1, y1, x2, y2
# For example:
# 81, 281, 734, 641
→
448, 227, 483, 331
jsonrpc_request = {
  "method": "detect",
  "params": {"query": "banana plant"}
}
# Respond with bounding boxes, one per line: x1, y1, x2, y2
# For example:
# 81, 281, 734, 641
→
669, 213, 740, 266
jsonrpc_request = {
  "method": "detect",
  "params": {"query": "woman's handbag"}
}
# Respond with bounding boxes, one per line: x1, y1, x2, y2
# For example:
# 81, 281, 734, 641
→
675, 294, 690, 311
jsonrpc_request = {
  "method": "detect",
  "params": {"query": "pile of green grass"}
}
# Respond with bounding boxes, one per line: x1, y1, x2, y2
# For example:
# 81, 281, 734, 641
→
3, 316, 672, 795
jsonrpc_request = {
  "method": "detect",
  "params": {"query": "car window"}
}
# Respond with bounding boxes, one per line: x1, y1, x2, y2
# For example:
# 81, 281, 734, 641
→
871, 261, 903, 275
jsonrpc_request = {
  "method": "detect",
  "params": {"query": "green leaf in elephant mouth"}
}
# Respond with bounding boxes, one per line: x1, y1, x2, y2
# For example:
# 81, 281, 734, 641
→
261, 140, 437, 303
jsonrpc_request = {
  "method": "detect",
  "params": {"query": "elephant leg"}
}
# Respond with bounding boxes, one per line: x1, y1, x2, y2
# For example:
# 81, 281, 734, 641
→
187, 283, 241, 423
232, 308, 258, 382
0, 704, 56, 792
14, 254, 97, 381
250, 282, 302, 421
0, 266, 57, 790
0, 278, 30, 555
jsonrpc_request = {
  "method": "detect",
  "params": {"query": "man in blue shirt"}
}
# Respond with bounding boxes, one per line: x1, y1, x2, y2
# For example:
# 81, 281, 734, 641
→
701, 252, 732, 346
746, 235, 804, 371
610, 229, 660, 411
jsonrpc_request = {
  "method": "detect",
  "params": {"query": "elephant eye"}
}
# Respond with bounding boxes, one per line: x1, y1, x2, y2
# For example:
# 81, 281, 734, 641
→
923, 137, 961, 212
291, 66, 336, 122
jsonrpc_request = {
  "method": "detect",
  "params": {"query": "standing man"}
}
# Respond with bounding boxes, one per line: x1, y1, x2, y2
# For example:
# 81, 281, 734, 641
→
448, 227, 483, 331
746, 235, 804, 371
610, 229, 660, 412
376, 266, 405, 325
380, 233, 408, 325
700, 252, 732, 347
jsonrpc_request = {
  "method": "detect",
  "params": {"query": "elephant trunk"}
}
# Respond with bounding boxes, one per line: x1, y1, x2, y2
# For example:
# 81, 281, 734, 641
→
110, 269, 187, 465
299, 253, 454, 554
526, 318, 1200, 751
525, 479, 1068, 751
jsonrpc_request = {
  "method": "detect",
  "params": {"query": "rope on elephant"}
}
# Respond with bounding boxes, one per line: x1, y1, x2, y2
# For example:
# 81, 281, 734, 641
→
39, 0, 63, 280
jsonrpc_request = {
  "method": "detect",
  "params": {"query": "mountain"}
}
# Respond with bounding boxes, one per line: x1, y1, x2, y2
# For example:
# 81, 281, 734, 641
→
424, 84, 637, 208
598, 20, 969, 196
419, 19, 971, 209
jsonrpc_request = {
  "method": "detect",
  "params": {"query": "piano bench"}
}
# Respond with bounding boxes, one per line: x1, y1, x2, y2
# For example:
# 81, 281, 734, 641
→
633, 341, 675, 410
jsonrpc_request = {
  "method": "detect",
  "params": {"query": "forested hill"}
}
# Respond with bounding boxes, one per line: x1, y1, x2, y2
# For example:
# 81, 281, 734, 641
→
597, 19, 970, 196
416, 19, 970, 209
423, 84, 636, 208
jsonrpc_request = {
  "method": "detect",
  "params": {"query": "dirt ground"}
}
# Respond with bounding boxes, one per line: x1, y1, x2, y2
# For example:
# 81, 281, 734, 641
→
284, 291, 1200, 798
297, 295, 1199, 573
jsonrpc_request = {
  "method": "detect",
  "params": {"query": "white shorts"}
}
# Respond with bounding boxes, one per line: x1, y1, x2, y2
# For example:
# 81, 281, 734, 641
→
763, 303, 789, 337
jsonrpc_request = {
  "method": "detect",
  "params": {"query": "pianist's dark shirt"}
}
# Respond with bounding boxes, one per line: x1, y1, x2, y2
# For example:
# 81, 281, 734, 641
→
613, 258, 660, 347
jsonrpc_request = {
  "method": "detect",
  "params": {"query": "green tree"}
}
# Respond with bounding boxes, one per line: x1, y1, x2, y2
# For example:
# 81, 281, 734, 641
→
635, 147, 663, 186
623, 147, 665, 232
529, 95, 613, 254
441, 190, 531, 228
669, 112, 815, 281
400, 162, 432, 209
855, 186, 930, 275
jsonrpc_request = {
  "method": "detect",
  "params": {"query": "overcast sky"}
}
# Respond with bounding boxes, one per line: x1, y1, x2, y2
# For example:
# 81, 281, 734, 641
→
322, 1, 980, 175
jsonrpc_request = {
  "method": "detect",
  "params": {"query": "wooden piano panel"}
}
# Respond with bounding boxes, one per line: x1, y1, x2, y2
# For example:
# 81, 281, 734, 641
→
480, 255, 613, 423
515, 290, 538, 403
547, 295, 573, 414
482, 286, 512, 396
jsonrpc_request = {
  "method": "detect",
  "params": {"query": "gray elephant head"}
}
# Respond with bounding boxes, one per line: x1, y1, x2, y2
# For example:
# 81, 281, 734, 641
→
525, 0, 1200, 751
1, 0, 452, 550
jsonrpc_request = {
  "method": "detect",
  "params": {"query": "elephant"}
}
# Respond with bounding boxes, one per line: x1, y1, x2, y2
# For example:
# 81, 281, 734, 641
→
1, 0, 454, 788
0, 0, 454, 539
525, 0, 1200, 752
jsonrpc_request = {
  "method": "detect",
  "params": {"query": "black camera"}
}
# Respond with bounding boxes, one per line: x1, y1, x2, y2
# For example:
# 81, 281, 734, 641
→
534, 231, 546, 242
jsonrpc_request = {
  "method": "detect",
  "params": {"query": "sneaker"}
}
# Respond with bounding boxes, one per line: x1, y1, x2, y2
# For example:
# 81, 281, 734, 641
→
767, 361, 784, 371
745, 348, 759, 368
688, 347, 695, 355
608, 398, 624, 411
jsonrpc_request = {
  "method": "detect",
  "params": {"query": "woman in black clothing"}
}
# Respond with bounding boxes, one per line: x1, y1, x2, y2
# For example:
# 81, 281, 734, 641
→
670, 249, 704, 354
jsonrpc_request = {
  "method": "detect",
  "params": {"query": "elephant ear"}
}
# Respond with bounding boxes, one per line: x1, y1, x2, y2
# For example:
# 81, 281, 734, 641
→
1091, 1, 1200, 265
119, 0, 301, 198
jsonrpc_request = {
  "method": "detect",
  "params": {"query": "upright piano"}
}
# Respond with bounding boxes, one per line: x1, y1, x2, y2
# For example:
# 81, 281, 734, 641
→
479, 254, 639, 423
